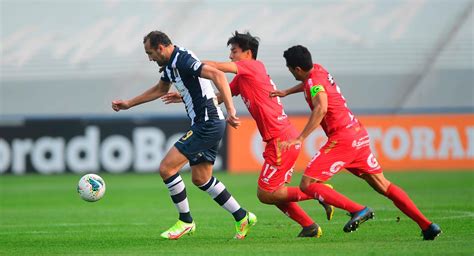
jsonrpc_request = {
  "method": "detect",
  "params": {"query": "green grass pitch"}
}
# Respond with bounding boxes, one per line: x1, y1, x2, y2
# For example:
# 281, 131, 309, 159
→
1, 171, 473, 255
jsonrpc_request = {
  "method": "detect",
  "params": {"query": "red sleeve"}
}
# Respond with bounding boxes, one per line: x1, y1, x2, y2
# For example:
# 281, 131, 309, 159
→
235, 60, 254, 76
229, 77, 240, 96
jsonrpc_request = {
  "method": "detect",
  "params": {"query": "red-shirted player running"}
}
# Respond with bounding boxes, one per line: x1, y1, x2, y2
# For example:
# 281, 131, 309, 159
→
163, 32, 333, 237
271, 45, 442, 240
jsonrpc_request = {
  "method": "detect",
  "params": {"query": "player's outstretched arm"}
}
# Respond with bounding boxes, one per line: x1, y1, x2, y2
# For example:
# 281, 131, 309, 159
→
280, 92, 328, 151
112, 80, 171, 111
200, 65, 240, 128
202, 61, 235, 105
270, 82, 304, 98
203, 61, 238, 74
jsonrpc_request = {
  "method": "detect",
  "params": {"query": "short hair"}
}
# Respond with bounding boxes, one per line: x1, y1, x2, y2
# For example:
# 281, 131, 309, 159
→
227, 31, 260, 59
143, 31, 172, 49
283, 45, 313, 71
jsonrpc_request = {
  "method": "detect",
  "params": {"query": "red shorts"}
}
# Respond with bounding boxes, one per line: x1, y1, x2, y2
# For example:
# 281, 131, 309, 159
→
304, 132, 382, 182
258, 127, 301, 192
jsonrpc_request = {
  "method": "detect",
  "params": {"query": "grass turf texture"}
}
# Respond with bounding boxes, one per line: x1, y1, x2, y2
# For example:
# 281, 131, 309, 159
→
1, 171, 473, 255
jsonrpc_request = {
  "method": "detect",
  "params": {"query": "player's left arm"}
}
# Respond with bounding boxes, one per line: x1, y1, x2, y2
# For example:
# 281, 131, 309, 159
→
298, 91, 328, 141
161, 91, 183, 104
280, 86, 327, 151
200, 64, 240, 128
162, 91, 224, 105
270, 82, 304, 98
203, 61, 238, 74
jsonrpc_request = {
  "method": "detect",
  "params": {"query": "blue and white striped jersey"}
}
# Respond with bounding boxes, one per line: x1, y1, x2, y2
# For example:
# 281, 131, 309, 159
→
160, 46, 225, 125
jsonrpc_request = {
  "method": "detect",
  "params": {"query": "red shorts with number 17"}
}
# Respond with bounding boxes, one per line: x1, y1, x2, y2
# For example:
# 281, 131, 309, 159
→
258, 127, 301, 192
304, 132, 383, 182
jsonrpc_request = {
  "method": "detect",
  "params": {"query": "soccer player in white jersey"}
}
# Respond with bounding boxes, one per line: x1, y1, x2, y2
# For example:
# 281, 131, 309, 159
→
112, 31, 256, 240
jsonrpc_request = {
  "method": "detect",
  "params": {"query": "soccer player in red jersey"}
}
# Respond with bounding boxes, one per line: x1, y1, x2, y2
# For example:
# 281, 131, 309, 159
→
270, 45, 441, 240
163, 32, 333, 237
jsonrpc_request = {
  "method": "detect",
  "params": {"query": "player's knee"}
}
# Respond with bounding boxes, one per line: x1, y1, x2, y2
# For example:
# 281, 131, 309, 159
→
299, 183, 308, 194
191, 176, 208, 186
158, 161, 177, 180
257, 188, 275, 204
299, 181, 312, 193
257, 193, 272, 204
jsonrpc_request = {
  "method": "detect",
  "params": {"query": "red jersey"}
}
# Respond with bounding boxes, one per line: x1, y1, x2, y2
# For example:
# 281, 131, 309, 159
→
303, 64, 361, 137
230, 60, 291, 142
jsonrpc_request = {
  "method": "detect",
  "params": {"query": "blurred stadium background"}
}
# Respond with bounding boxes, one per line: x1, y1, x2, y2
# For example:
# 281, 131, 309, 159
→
1, 1, 473, 255
1, 0, 472, 174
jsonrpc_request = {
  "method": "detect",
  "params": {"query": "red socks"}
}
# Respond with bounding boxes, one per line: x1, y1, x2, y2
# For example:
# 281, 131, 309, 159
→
286, 187, 313, 202
276, 202, 315, 227
304, 183, 365, 213
273, 187, 316, 227
385, 184, 431, 230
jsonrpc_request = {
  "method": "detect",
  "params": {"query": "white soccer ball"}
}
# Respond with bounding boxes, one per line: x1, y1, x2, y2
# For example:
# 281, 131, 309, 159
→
77, 174, 106, 202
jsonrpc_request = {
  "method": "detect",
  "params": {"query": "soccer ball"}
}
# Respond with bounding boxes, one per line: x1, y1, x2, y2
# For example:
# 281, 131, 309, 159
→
77, 174, 106, 202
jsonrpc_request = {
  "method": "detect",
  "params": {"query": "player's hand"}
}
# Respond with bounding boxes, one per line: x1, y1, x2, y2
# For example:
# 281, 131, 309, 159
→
269, 90, 287, 98
226, 108, 241, 129
279, 138, 303, 151
111, 100, 131, 112
162, 92, 182, 104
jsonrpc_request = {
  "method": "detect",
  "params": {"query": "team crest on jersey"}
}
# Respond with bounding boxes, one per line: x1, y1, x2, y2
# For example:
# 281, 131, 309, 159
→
307, 78, 313, 86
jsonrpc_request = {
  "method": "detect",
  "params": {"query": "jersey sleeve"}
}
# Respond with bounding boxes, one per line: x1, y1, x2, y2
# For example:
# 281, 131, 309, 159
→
229, 77, 240, 96
160, 66, 171, 82
235, 61, 253, 76
176, 53, 204, 77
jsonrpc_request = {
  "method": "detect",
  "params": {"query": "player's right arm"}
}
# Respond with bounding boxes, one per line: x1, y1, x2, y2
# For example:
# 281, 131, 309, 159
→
269, 82, 304, 98
112, 80, 171, 111
203, 61, 240, 105
203, 61, 238, 74
280, 86, 327, 151
161, 61, 238, 105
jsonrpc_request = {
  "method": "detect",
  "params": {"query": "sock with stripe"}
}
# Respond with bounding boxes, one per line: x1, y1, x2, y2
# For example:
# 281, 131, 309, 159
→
163, 173, 193, 223
198, 176, 247, 222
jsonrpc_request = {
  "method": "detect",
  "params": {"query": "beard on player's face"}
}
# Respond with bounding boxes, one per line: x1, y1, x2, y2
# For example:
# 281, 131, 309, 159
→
153, 51, 168, 66
155, 58, 166, 66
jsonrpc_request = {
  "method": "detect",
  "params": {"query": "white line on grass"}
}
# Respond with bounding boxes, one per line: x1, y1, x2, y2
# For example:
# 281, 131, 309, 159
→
0, 210, 472, 235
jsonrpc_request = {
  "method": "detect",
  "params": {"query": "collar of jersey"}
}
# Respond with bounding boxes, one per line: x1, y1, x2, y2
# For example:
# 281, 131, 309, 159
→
166, 45, 179, 68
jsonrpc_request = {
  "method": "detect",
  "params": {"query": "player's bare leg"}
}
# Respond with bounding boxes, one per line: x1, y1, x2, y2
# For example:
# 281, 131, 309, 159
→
190, 161, 213, 186
361, 173, 441, 240
159, 146, 188, 180
159, 146, 195, 240
192, 162, 256, 239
